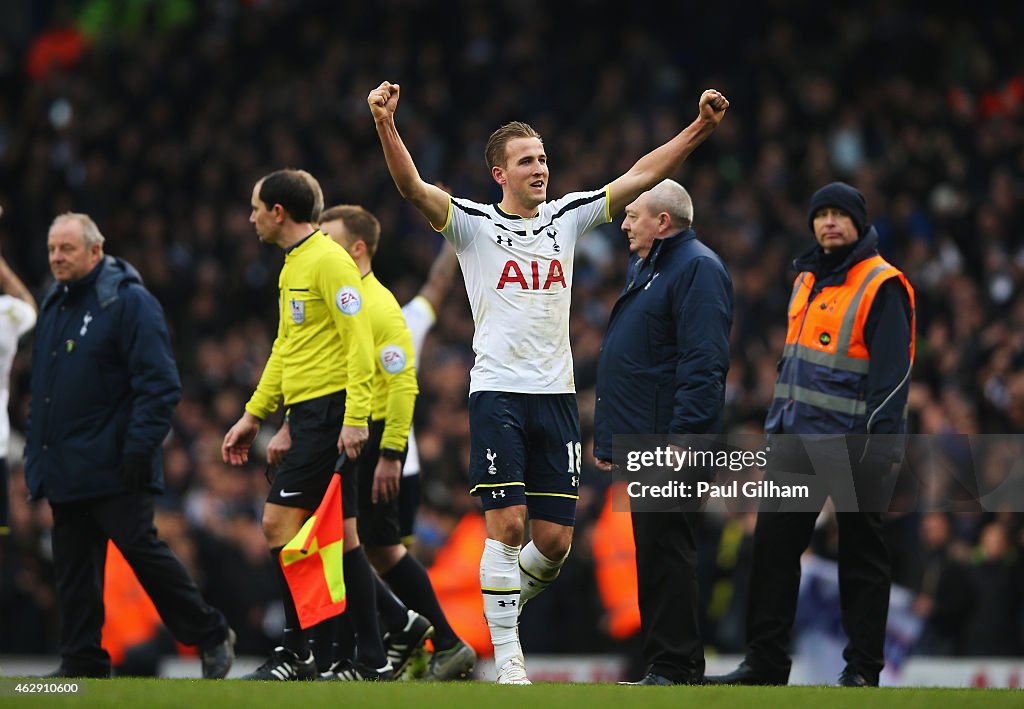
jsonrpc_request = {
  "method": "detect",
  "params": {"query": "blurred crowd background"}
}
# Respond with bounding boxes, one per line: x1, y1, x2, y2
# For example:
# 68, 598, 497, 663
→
1, 0, 1022, 670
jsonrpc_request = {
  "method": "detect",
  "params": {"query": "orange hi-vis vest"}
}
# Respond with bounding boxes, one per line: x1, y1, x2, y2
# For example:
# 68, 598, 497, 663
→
765, 254, 915, 434
592, 483, 641, 640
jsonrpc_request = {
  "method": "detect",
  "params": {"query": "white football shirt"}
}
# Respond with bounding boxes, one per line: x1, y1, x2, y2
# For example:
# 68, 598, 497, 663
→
0, 296, 36, 458
400, 295, 436, 477
439, 188, 610, 394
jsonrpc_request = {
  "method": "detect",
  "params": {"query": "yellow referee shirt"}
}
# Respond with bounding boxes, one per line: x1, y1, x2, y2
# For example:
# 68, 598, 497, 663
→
245, 231, 373, 426
362, 272, 418, 451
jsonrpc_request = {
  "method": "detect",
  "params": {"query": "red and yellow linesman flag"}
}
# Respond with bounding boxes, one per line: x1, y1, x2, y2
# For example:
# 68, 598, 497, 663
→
279, 462, 347, 629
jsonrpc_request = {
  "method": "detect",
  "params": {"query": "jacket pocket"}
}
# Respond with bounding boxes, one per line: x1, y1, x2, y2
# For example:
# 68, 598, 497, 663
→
653, 385, 673, 433
645, 313, 673, 365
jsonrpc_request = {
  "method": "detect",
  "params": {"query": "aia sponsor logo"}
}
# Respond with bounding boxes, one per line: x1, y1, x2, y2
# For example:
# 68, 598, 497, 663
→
496, 259, 566, 290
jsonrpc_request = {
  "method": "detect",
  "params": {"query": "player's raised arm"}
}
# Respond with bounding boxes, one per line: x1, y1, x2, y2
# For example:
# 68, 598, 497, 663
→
369, 81, 451, 230
606, 89, 729, 218
418, 241, 458, 313
0, 207, 37, 313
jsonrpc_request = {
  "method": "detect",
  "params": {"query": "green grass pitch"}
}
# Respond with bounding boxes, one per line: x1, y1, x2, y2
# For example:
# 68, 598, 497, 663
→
3, 680, 1020, 708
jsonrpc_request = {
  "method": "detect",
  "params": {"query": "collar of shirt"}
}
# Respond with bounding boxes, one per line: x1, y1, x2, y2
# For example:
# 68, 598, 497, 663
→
626, 228, 693, 291
61, 258, 105, 300
285, 229, 320, 255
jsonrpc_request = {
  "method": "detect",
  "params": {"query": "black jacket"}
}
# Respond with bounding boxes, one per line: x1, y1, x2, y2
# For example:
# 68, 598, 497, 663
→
26, 256, 181, 503
594, 229, 733, 461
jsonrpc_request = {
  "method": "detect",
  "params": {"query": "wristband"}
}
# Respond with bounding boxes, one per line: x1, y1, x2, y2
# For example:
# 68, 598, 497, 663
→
379, 447, 404, 461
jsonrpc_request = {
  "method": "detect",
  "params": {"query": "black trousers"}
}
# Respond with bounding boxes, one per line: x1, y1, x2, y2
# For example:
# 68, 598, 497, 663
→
0, 458, 9, 532
50, 491, 227, 674
745, 510, 890, 683
630, 508, 704, 682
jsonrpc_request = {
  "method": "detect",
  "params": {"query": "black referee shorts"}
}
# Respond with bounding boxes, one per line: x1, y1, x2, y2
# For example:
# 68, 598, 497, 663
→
350, 418, 405, 547
267, 391, 346, 510
398, 473, 420, 543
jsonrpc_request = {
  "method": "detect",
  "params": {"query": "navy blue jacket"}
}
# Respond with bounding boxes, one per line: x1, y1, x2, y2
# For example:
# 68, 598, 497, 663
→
594, 229, 733, 461
26, 256, 181, 503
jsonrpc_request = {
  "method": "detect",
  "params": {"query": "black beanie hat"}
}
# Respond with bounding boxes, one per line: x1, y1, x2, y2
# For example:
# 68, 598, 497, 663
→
807, 182, 868, 236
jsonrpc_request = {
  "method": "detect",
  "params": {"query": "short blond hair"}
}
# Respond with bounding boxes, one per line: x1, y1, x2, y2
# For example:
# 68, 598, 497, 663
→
484, 121, 542, 170
321, 204, 381, 258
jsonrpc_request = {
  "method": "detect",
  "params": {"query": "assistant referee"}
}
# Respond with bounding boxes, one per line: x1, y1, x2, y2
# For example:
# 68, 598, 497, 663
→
222, 169, 375, 681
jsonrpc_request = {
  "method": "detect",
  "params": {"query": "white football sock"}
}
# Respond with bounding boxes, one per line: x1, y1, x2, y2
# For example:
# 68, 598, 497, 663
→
480, 538, 522, 670
519, 541, 570, 606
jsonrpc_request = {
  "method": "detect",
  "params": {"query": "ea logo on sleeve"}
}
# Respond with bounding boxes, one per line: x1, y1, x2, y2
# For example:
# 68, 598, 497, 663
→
380, 345, 407, 373
335, 286, 362, 315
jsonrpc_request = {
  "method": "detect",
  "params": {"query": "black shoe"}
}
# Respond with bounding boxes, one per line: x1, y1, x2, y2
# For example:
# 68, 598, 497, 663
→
200, 628, 236, 679
424, 640, 477, 681
836, 669, 876, 687
384, 610, 434, 677
42, 666, 111, 679
240, 647, 317, 681
704, 661, 787, 686
619, 673, 676, 686
319, 659, 395, 681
